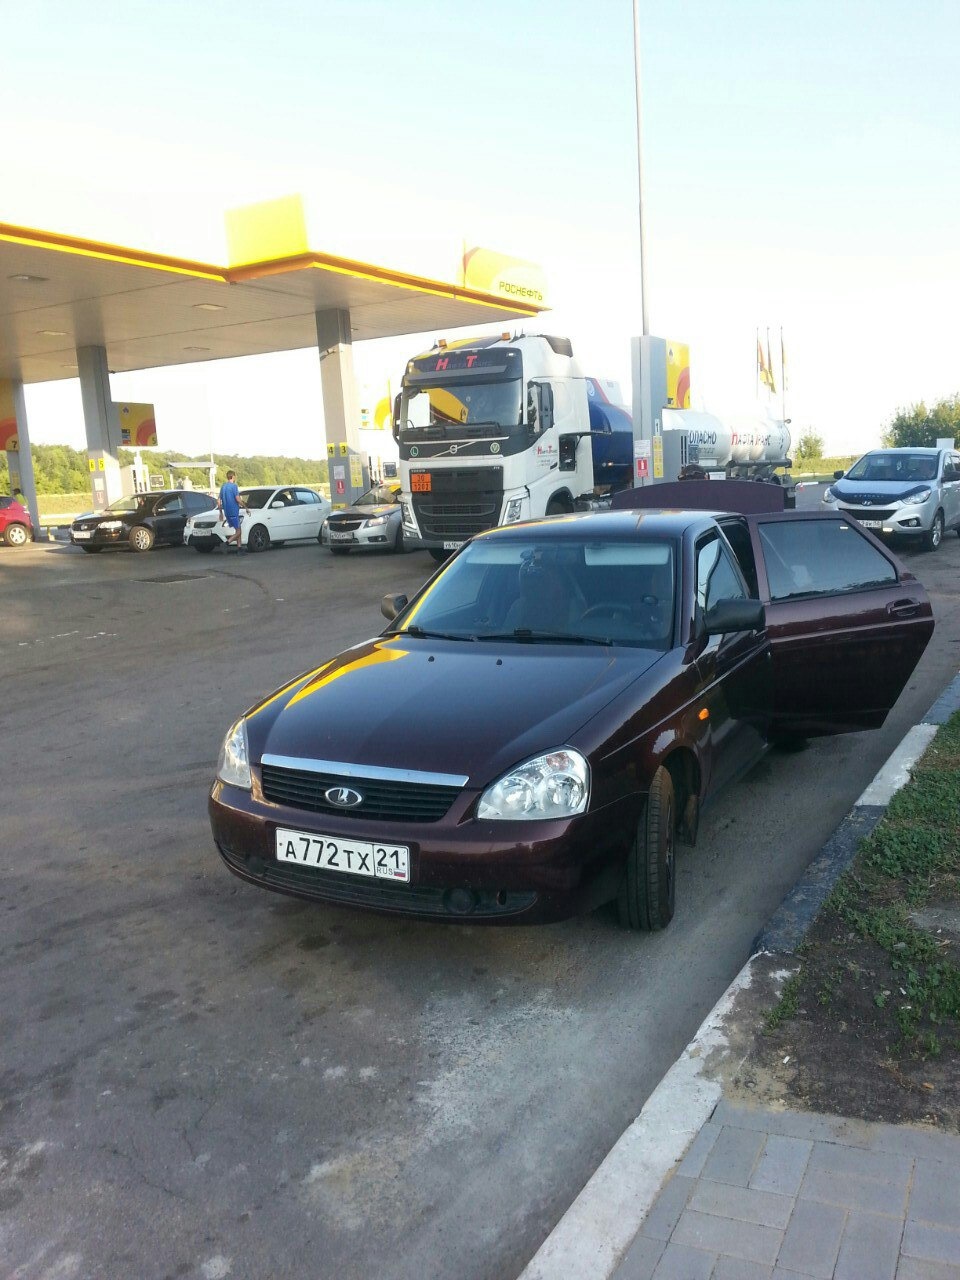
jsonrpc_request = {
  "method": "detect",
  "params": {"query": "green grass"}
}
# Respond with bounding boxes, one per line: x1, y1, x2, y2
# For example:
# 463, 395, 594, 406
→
768, 710, 960, 1057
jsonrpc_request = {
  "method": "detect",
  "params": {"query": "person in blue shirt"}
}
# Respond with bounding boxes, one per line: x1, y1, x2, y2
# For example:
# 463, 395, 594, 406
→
217, 471, 245, 550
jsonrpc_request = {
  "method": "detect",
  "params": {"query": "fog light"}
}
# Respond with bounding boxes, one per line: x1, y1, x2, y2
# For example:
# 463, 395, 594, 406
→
443, 887, 478, 915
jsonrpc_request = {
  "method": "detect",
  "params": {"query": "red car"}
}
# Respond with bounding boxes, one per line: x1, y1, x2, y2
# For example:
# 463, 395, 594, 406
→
210, 507, 933, 931
0, 495, 32, 547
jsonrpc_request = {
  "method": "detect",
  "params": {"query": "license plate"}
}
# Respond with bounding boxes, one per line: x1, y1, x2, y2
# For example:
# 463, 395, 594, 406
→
330, 531, 354, 541
443, 540, 464, 550
859, 519, 882, 529
73, 530, 92, 540
275, 826, 410, 882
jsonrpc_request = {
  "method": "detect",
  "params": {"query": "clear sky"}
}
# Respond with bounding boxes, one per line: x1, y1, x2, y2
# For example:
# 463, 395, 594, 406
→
4, 0, 959, 459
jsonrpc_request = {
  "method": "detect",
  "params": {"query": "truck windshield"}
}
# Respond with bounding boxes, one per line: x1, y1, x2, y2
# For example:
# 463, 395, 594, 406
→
399, 381, 522, 435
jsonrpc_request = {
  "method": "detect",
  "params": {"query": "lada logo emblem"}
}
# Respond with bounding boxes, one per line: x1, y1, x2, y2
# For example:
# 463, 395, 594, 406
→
325, 786, 364, 808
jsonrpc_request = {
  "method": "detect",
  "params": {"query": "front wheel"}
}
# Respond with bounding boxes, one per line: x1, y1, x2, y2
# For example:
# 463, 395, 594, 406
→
129, 525, 155, 552
330, 545, 351, 556
4, 522, 29, 547
81, 544, 103, 554
247, 524, 270, 553
617, 765, 676, 932
922, 510, 944, 552
546, 497, 570, 517
392, 524, 404, 553
192, 542, 216, 554
428, 548, 449, 564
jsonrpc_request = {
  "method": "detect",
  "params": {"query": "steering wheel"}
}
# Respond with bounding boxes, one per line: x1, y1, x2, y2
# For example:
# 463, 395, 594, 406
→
580, 601, 635, 624
581, 595, 662, 630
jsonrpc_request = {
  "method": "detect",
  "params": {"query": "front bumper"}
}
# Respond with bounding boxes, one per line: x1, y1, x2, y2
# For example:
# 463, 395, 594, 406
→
325, 521, 397, 549
209, 776, 636, 925
70, 527, 130, 547
836, 499, 937, 538
185, 530, 226, 550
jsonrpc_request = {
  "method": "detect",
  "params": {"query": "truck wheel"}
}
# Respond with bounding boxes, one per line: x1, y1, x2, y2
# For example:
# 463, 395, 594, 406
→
922, 510, 944, 552
546, 497, 570, 517
617, 766, 676, 932
428, 549, 449, 564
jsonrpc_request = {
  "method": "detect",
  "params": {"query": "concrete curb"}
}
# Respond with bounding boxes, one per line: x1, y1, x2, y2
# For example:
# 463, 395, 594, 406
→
519, 672, 960, 1280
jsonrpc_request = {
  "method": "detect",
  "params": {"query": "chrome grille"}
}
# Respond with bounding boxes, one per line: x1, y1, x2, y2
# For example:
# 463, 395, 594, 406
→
261, 762, 461, 822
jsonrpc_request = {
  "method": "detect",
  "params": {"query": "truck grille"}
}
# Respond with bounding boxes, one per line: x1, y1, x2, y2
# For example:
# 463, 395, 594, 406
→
261, 762, 460, 822
411, 467, 503, 541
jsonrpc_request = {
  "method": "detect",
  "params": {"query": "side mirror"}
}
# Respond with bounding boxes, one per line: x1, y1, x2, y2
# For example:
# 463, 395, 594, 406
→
704, 598, 765, 636
558, 434, 578, 472
381, 592, 409, 621
833, 470, 844, 481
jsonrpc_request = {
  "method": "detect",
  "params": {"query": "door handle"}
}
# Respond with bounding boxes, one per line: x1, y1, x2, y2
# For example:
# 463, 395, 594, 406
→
887, 599, 921, 618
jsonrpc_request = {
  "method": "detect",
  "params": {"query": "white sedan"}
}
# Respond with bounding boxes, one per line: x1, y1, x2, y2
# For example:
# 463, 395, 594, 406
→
183, 485, 332, 553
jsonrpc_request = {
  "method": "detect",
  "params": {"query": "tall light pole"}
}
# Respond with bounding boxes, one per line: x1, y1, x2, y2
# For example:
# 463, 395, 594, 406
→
632, 0, 649, 336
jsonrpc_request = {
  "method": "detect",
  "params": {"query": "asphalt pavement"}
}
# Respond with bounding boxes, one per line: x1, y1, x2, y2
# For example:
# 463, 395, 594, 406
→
2, 509, 959, 1280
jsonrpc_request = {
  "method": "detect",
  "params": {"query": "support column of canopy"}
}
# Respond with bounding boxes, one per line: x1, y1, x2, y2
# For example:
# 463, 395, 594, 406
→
315, 308, 368, 507
0, 379, 40, 533
78, 345, 123, 511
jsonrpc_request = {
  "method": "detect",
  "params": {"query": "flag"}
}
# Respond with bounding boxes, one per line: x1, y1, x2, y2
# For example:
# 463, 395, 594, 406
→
757, 336, 775, 393
780, 329, 788, 393
766, 330, 777, 395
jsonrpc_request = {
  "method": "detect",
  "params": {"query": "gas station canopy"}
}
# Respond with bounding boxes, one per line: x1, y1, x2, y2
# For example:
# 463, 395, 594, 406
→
0, 198, 548, 384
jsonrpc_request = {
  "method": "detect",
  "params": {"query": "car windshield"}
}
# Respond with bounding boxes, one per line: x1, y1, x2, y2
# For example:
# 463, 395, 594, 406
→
241, 488, 276, 509
106, 495, 150, 513
392, 537, 676, 649
355, 486, 399, 507
846, 452, 938, 483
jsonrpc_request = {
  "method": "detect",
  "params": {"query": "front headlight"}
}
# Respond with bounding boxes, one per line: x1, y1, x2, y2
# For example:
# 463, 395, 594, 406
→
821, 487, 835, 503
364, 515, 387, 527
100, 519, 124, 530
909, 488, 932, 504
400, 499, 417, 533
477, 748, 589, 821
503, 497, 524, 523
217, 718, 252, 789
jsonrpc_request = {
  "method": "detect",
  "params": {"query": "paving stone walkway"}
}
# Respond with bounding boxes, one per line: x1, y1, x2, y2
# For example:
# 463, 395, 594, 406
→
612, 1101, 960, 1280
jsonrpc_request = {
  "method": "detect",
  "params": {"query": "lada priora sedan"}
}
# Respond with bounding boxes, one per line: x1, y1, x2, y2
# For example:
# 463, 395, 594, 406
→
209, 508, 933, 931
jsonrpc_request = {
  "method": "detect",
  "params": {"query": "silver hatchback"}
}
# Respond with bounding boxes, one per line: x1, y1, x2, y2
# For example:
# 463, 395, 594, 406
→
823, 447, 960, 551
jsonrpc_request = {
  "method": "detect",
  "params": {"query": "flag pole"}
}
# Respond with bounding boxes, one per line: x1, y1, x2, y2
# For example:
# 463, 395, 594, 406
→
755, 327, 759, 399
780, 327, 787, 423
632, 0, 649, 336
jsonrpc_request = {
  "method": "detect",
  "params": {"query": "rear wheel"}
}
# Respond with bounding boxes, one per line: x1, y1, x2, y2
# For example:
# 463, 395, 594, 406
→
247, 524, 270, 553
617, 766, 676, 932
129, 525, 154, 552
922, 510, 944, 552
4, 522, 29, 547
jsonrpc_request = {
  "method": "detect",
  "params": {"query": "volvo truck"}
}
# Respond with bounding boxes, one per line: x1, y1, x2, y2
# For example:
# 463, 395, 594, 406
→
396, 334, 632, 559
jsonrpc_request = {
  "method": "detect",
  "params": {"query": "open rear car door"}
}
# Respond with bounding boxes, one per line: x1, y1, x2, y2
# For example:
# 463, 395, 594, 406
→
745, 511, 934, 737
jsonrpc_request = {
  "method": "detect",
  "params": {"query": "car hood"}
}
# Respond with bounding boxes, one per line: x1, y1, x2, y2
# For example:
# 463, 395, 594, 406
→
833, 480, 935, 503
243, 635, 663, 785
328, 504, 396, 519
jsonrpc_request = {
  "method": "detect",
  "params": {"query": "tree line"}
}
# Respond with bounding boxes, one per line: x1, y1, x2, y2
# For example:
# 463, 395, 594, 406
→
0, 444, 331, 495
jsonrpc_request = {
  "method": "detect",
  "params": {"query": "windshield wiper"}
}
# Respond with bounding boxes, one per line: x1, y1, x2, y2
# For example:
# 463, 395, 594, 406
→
476, 630, 614, 646
385, 625, 476, 642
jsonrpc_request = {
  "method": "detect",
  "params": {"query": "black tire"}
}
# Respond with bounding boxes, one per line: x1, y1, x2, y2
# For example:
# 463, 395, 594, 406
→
922, 510, 944, 551
392, 524, 404, 553
129, 525, 155, 552
247, 524, 270, 553
81, 544, 103, 553
546, 497, 570, 517
428, 548, 449, 564
4, 522, 29, 547
193, 543, 217, 554
330, 545, 351, 556
617, 766, 676, 932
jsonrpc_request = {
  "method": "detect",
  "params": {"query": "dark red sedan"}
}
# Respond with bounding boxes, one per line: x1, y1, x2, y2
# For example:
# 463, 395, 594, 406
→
209, 508, 933, 930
